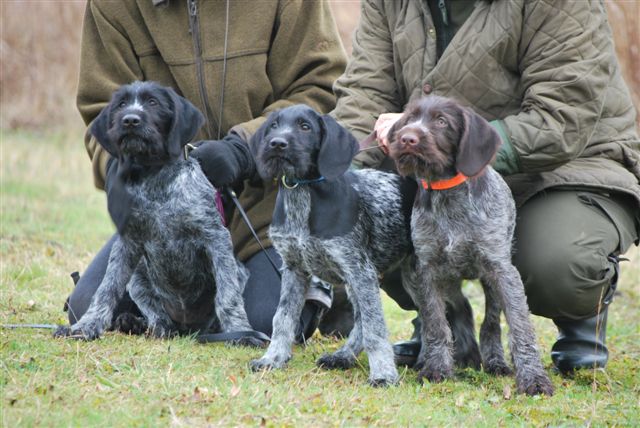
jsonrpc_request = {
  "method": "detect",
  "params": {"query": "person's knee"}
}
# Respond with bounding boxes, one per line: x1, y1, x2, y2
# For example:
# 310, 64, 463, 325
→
515, 242, 614, 320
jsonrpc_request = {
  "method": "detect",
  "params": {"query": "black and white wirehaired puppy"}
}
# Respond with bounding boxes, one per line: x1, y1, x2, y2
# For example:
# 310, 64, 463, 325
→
246, 105, 477, 386
388, 96, 554, 396
54, 81, 259, 344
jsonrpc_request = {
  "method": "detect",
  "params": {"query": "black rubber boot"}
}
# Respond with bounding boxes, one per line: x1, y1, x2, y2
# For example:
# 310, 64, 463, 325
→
550, 254, 619, 374
393, 295, 482, 369
295, 276, 333, 343
551, 309, 609, 374
393, 317, 422, 367
318, 283, 354, 338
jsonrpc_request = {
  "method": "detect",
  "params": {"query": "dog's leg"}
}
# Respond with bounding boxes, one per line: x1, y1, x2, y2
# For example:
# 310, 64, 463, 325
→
54, 238, 138, 340
346, 260, 398, 387
483, 261, 554, 396
444, 285, 482, 370
127, 265, 177, 338
317, 282, 363, 370
206, 230, 254, 334
412, 266, 456, 384
250, 267, 307, 371
479, 278, 512, 376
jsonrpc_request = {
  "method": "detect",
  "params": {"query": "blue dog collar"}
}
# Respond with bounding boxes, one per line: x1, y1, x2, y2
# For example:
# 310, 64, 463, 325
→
281, 175, 326, 189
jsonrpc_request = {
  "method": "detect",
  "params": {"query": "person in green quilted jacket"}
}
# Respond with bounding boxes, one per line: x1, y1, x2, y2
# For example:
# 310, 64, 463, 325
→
67, 0, 347, 341
332, 0, 640, 373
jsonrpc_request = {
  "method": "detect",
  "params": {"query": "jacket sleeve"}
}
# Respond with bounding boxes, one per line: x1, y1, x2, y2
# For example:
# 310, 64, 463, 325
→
330, 0, 402, 168
231, 0, 347, 141
494, 0, 617, 175
77, 1, 144, 189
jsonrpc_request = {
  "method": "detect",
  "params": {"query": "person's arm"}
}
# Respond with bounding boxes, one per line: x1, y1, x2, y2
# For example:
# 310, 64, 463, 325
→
493, 0, 618, 176
331, 0, 402, 168
229, 0, 347, 141
77, 1, 144, 189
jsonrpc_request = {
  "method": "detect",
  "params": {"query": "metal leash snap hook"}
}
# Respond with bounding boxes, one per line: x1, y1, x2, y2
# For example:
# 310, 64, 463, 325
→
281, 175, 299, 189
183, 143, 197, 160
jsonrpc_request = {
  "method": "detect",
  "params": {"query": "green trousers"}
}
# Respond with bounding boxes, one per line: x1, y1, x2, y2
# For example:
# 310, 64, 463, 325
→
513, 189, 639, 321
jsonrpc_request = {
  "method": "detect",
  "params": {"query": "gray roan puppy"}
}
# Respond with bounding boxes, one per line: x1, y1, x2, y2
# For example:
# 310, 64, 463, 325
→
54, 81, 258, 344
388, 96, 554, 396
247, 105, 476, 386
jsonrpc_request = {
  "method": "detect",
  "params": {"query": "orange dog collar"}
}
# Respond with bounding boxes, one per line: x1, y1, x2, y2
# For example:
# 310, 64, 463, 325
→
420, 172, 468, 191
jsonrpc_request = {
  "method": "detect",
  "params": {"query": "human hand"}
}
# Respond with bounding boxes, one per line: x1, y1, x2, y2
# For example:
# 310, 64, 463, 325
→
190, 133, 255, 188
374, 113, 403, 154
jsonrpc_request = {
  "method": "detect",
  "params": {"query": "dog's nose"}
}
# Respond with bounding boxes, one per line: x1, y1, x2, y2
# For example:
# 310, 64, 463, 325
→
400, 133, 418, 146
269, 137, 288, 150
122, 114, 141, 128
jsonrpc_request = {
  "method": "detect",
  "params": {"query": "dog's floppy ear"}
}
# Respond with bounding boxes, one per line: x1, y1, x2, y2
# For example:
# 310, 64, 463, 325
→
248, 111, 278, 180
456, 108, 502, 177
249, 111, 276, 159
317, 114, 359, 180
90, 104, 119, 158
166, 87, 205, 158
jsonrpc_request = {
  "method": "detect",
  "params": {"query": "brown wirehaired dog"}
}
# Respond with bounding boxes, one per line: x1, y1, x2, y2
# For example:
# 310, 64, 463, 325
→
387, 96, 554, 396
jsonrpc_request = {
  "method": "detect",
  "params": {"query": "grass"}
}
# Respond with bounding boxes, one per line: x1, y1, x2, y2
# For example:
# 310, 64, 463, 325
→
1, 128, 639, 427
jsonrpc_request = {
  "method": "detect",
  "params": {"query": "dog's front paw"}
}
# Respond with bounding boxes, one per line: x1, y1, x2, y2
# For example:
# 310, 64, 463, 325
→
113, 313, 147, 335
517, 372, 554, 396
52, 325, 73, 338
368, 374, 399, 388
52, 322, 103, 341
483, 359, 513, 376
316, 353, 356, 370
249, 356, 288, 372
147, 322, 177, 339
417, 365, 454, 384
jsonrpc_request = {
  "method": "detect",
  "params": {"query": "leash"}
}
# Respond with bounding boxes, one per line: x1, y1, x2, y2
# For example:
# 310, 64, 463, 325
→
1, 324, 58, 329
225, 187, 282, 279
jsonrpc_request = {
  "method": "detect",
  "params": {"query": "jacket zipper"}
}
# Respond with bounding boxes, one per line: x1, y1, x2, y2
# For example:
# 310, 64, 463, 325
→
188, 0, 217, 138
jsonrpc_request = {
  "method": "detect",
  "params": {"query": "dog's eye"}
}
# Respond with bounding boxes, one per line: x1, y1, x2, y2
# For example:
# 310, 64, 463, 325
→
118, 101, 127, 109
147, 98, 158, 106
299, 122, 311, 131
270, 122, 278, 129
436, 117, 448, 127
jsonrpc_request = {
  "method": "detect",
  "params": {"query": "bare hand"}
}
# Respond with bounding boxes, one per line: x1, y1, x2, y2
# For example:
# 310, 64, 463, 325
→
374, 113, 403, 154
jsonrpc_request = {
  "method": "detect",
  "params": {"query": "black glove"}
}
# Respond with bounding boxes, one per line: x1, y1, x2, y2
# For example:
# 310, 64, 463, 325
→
105, 157, 136, 235
190, 133, 255, 189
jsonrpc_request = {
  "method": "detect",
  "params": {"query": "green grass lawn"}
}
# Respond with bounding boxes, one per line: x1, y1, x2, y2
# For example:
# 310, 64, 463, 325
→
2, 129, 639, 427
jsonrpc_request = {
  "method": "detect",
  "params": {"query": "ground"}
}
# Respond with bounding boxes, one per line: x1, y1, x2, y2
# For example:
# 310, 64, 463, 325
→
1, 129, 639, 426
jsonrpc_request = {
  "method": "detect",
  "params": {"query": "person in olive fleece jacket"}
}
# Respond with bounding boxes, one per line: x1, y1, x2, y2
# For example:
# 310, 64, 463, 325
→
67, 0, 347, 339
332, 0, 640, 373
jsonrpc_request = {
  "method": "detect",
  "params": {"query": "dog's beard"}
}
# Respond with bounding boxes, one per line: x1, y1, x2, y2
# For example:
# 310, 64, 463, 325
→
392, 149, 453, 181
259, 149, 314, 180
259, 154, 296, 180
116, 131, 167, 166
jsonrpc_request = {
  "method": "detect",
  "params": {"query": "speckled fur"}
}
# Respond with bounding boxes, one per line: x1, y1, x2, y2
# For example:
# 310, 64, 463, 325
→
253, 169, 411, 386
54, 82, 255, 343
248, 105, 422, 386
389, 96, 554, 395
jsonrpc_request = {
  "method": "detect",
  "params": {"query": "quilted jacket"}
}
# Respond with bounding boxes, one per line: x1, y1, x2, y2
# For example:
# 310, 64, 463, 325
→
77, 0, 346, 261
333, 0, 640, 209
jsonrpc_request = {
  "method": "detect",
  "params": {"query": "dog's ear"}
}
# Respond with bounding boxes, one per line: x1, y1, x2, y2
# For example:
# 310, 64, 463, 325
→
248, 111, 278, 179
249, 111, 276, 159
455, 108, 502, 177
317, 114, 359, 180
166, 87, 205, 158
90, 104, 119, 157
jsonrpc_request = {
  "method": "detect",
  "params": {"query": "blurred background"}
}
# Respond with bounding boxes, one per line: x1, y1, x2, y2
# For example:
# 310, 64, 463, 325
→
0, 0, 638, 131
